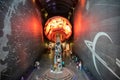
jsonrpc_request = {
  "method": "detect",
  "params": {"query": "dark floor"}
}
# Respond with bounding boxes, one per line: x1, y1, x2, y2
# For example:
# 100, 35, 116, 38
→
27, 50, 90, 80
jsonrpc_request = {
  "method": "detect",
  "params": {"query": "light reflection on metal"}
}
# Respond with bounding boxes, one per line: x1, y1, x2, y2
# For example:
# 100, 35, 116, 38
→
44, 16, 72, 42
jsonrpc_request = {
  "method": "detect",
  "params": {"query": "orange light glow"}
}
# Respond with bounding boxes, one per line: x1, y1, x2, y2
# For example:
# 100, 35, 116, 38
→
25, 14, 44, 42
28, 16, 43, 41
32, 17, 40, 36
80, 0, 86, 8
74, 10, 82, 38
44, 16, 72, 42
74, 0, 89, 41
32, 0, 35, 3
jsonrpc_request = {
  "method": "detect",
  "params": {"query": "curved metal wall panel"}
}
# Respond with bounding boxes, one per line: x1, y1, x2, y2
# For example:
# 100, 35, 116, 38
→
0, 0, 44, 79
74, 0, 120, 80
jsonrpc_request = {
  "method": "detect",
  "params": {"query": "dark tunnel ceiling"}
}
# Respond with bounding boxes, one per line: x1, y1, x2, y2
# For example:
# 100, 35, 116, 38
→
35, 0, 78, 18
35, 0, 78, 42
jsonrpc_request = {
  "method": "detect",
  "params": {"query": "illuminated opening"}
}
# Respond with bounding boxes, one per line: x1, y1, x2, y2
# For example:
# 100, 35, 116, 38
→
44, 16, 72, 42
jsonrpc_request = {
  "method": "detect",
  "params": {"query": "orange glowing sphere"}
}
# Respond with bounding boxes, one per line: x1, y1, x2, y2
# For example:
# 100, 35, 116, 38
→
44, 16, 72, 42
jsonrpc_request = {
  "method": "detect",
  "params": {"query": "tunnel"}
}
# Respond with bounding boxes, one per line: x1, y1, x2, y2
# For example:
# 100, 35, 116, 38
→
0, 0, 120, 80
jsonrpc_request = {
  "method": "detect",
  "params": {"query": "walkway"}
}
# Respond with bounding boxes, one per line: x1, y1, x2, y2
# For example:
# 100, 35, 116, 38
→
27, 51, 90, 80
